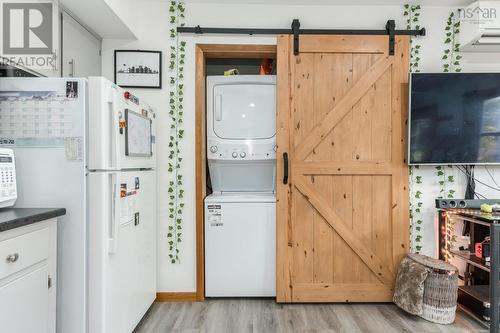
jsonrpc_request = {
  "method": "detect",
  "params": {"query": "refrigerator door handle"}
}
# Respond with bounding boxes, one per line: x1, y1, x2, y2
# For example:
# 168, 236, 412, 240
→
108, 90, 121, 170
108, 172, 120, 254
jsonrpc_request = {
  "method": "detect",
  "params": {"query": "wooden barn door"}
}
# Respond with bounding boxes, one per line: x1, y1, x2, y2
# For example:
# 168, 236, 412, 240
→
276, 35, 410, 302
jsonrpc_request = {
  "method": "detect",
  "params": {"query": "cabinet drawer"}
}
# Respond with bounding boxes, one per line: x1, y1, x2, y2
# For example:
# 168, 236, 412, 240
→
0, 228, 50, 280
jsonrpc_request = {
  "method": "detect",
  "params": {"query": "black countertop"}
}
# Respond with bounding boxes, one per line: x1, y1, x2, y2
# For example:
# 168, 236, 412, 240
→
0, 208, 66, 232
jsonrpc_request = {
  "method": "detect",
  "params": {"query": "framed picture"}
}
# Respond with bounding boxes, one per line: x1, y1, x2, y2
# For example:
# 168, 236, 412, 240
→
114, 50, 162, 89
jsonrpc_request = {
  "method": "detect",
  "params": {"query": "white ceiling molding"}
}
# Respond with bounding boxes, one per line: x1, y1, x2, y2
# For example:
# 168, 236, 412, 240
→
179, 0, 472, 6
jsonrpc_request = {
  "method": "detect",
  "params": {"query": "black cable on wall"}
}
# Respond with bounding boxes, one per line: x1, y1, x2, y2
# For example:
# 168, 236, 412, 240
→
464, 165, 476, 200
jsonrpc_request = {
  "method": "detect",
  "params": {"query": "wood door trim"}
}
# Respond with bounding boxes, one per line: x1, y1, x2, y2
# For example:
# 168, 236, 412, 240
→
195, 43, 277, 302
197, 43, 277, 59
276, 35, 293, 303
195, 44, 206, 302
390, 37, 411, 268
294, 176, 395, 285
294, 56, 394, 160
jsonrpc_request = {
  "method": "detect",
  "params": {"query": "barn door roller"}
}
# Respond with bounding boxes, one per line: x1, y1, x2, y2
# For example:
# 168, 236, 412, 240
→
177, 19, 426, 56
291, 19, 300, 56
386, 20, 396, 55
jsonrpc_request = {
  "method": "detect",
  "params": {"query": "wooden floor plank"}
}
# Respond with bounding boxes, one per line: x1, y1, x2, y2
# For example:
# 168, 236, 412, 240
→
134, 299, 487, 333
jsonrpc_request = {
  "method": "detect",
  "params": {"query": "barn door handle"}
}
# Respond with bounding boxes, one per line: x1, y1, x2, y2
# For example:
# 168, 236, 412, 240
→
283, 152, 288, 184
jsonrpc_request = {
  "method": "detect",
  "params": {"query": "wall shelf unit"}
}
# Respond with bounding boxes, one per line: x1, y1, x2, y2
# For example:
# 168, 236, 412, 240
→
439, 209, 500, 333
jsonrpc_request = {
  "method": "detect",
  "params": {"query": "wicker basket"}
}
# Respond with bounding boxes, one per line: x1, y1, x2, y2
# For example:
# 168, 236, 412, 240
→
408, 253, 459, 325
421, 269, 459, 324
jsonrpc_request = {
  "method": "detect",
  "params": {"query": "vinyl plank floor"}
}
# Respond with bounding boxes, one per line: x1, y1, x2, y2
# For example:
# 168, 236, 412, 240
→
134, 299, 487, 333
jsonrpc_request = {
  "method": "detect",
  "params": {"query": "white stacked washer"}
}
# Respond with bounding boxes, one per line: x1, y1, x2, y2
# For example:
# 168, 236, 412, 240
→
205, 75, 276, 297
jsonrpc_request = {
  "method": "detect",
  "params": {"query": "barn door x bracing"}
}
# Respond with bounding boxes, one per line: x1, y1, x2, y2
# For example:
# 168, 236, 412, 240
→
276, 35, 410, 302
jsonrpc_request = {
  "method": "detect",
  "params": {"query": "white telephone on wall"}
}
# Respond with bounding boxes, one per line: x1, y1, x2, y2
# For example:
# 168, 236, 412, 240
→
0, 148, 17, 208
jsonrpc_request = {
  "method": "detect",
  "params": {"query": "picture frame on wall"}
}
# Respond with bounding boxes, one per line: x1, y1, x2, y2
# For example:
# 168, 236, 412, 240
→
114, 50, 162, 89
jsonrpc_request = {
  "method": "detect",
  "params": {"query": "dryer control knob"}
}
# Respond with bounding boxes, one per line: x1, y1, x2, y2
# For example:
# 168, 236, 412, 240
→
232, 152, 238, 158
210, 146, 218, 153
240, 152, 246, 158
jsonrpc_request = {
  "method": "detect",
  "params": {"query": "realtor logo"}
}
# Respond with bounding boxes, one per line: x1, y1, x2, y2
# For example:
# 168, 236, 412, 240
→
459, 6, 497, 19
2, 1, 53, 55
459, 5, 498, 24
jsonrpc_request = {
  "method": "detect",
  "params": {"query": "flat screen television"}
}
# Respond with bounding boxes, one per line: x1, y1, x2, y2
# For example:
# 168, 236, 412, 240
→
409, 73, 500, 165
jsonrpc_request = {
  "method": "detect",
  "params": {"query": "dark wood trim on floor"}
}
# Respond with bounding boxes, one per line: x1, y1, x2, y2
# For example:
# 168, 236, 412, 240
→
155, 292, 198, 302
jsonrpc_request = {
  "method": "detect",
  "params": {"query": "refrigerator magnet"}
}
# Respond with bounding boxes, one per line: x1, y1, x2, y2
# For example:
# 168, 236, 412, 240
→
66, 81, 78, 98
120, 183, 127, 198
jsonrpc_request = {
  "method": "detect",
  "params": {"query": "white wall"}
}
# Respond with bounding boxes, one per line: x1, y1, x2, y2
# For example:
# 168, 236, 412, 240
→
104, 0, 140, 36
101, 1, 198, 291
101, 1, 500, 292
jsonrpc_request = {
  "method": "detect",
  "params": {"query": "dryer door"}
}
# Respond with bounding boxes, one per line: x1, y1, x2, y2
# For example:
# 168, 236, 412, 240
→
213, 84, 275, 140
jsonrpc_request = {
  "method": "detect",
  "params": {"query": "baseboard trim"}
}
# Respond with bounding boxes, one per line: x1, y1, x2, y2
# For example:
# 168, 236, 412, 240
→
155, 292, 199, 302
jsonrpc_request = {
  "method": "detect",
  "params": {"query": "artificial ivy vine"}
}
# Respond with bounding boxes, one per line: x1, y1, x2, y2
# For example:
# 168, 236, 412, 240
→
404, 3, 423, 253
403, 6, 465, 255
442, 11, 462, 72
441, 10, 462, 258
167, 0, 186, 263
404, 4, 422, 73
435, 166, 456, 200
410, 166, 424, 252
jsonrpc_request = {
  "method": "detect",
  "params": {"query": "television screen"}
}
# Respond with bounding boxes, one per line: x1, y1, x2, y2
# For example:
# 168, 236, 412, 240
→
409, 73, 500, 164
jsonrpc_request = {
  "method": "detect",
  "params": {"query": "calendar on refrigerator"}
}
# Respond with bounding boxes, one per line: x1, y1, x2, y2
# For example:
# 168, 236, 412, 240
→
0, 90, 78, 146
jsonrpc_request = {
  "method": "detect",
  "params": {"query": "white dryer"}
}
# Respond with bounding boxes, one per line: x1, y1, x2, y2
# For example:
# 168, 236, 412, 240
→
206, 75, 276, 192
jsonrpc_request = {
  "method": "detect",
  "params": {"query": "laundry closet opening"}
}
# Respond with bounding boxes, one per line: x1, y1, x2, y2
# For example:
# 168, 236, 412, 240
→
195, 44, 277, 301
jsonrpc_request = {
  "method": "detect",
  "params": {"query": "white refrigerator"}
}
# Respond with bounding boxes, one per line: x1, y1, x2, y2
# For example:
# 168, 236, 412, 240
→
0, 77, 157, 333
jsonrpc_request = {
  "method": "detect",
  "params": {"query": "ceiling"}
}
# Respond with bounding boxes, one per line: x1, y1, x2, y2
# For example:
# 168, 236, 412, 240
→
179, 0, 472, 6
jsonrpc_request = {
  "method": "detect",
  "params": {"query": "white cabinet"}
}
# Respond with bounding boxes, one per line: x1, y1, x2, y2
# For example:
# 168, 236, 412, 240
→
0, 219, 57, 333
13, 9, 102, 78
61, 11, 101, 77
0, 265, 50, 333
